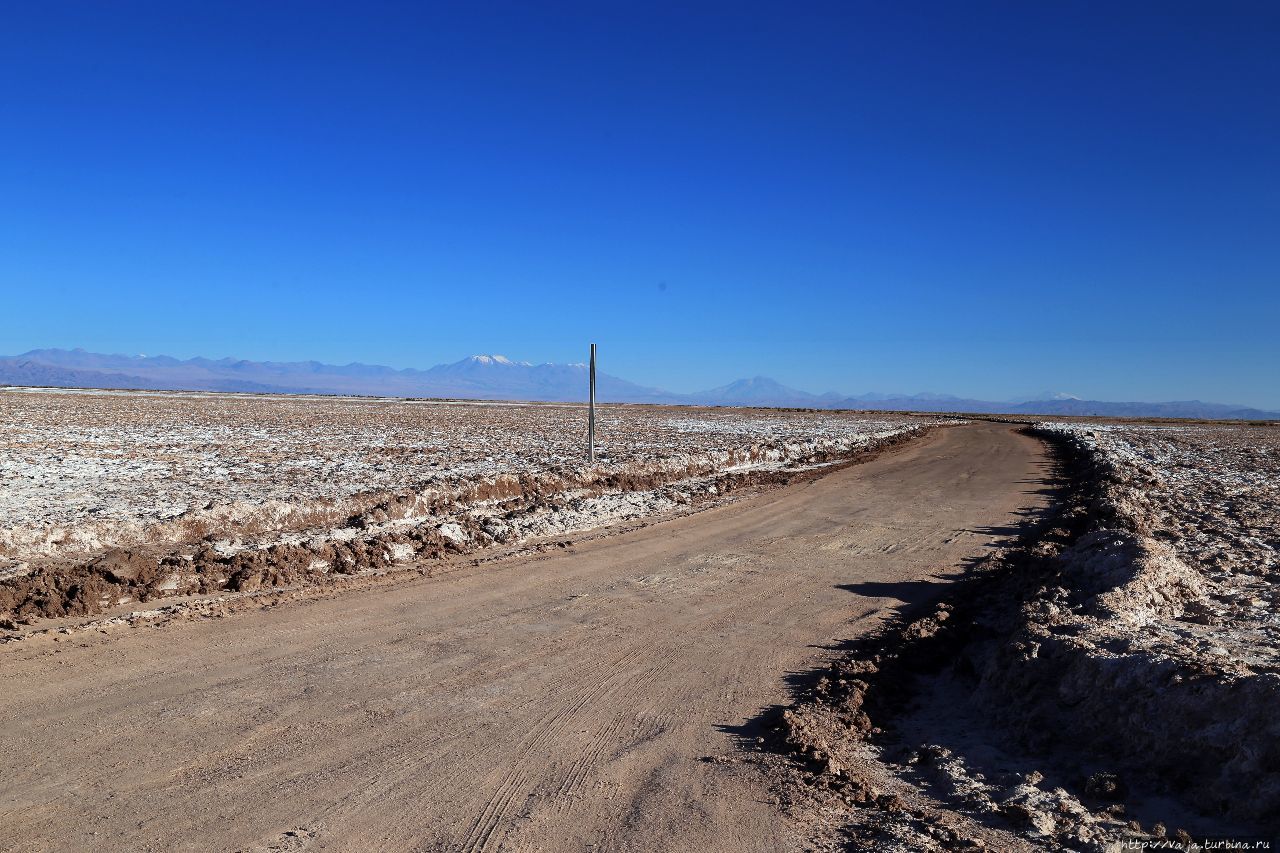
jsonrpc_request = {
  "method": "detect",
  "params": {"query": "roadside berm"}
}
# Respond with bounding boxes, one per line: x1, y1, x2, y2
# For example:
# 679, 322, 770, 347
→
772, 425, 1278, 851
1, 424, 928, 627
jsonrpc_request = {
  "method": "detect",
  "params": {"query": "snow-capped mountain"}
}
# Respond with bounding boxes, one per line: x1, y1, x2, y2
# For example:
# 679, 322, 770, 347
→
1010, 390, 1082, 403
2, 348, 1276, 419
418, 355, 673, 402
430, 354, 533, 370
0, 350, 674, 403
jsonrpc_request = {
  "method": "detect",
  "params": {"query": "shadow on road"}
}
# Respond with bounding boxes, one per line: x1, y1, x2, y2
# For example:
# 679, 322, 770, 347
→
717, 447, 1063, 760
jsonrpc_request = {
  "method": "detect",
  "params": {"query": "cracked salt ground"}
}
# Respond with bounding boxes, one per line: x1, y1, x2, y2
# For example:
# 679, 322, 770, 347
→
1041, 422, 1280, 674
0, 388, 945, 623
0, 389, 932, 562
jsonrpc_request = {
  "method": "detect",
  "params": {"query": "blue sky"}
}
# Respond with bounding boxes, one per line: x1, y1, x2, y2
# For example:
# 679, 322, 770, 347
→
2, 2, 1278, 406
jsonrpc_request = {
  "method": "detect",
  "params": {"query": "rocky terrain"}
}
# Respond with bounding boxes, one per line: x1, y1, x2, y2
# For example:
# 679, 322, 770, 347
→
0, 387, 931, 625
772, 421, 1280, 851
1013, 423, 1280, 819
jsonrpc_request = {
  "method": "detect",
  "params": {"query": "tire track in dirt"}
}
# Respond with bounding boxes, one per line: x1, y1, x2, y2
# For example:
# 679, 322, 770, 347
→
459, 646, 656, 853
0, 423, 1049, 853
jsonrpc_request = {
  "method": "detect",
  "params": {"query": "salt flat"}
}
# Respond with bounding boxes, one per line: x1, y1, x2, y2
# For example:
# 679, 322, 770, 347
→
0, 388, 930, 620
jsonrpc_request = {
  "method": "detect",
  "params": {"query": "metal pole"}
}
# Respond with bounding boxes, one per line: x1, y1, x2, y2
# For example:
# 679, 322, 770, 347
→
588, 343, 596, 462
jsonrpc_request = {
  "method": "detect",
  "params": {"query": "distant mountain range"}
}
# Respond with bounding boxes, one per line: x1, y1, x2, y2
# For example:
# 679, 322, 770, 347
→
2, 348, 1276, 420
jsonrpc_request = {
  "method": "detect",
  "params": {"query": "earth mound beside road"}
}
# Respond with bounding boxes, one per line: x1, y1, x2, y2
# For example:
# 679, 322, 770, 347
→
0, 388, 933, 627
770, 421, 1280, 849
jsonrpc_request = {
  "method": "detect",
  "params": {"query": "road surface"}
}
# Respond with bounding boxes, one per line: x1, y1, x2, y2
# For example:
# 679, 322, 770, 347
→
0, 423, 1049, 853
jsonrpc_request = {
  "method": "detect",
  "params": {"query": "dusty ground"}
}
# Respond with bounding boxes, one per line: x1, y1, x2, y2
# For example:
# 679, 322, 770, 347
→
0, 422, 1047, 853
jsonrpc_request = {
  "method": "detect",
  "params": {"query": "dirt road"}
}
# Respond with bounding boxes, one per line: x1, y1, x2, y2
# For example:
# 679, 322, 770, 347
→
0, 423, 1049, 853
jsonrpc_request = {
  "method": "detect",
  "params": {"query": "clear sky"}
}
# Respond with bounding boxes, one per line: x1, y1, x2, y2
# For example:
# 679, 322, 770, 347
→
3, 2, 1278, 407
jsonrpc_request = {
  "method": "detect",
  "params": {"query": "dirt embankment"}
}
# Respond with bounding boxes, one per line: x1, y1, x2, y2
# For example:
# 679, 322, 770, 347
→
0, 428, 928, 626
774, 427, 1277, 850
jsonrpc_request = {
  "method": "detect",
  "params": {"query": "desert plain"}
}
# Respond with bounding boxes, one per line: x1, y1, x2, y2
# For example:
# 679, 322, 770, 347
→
1, 388, 1277, 852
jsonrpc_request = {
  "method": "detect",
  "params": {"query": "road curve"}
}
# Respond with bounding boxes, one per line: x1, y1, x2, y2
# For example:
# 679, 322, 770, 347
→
0, 423, 1050, 853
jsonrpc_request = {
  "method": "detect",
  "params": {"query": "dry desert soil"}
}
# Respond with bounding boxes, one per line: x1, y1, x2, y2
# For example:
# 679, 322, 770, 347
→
0, 422, 1049, 852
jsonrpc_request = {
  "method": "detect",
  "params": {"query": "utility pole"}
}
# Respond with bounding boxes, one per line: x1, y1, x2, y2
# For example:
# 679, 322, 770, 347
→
588, 342, 597, 462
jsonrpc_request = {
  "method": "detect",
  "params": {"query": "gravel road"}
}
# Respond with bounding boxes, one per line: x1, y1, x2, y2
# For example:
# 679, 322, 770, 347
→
0, 422, 1048, 852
